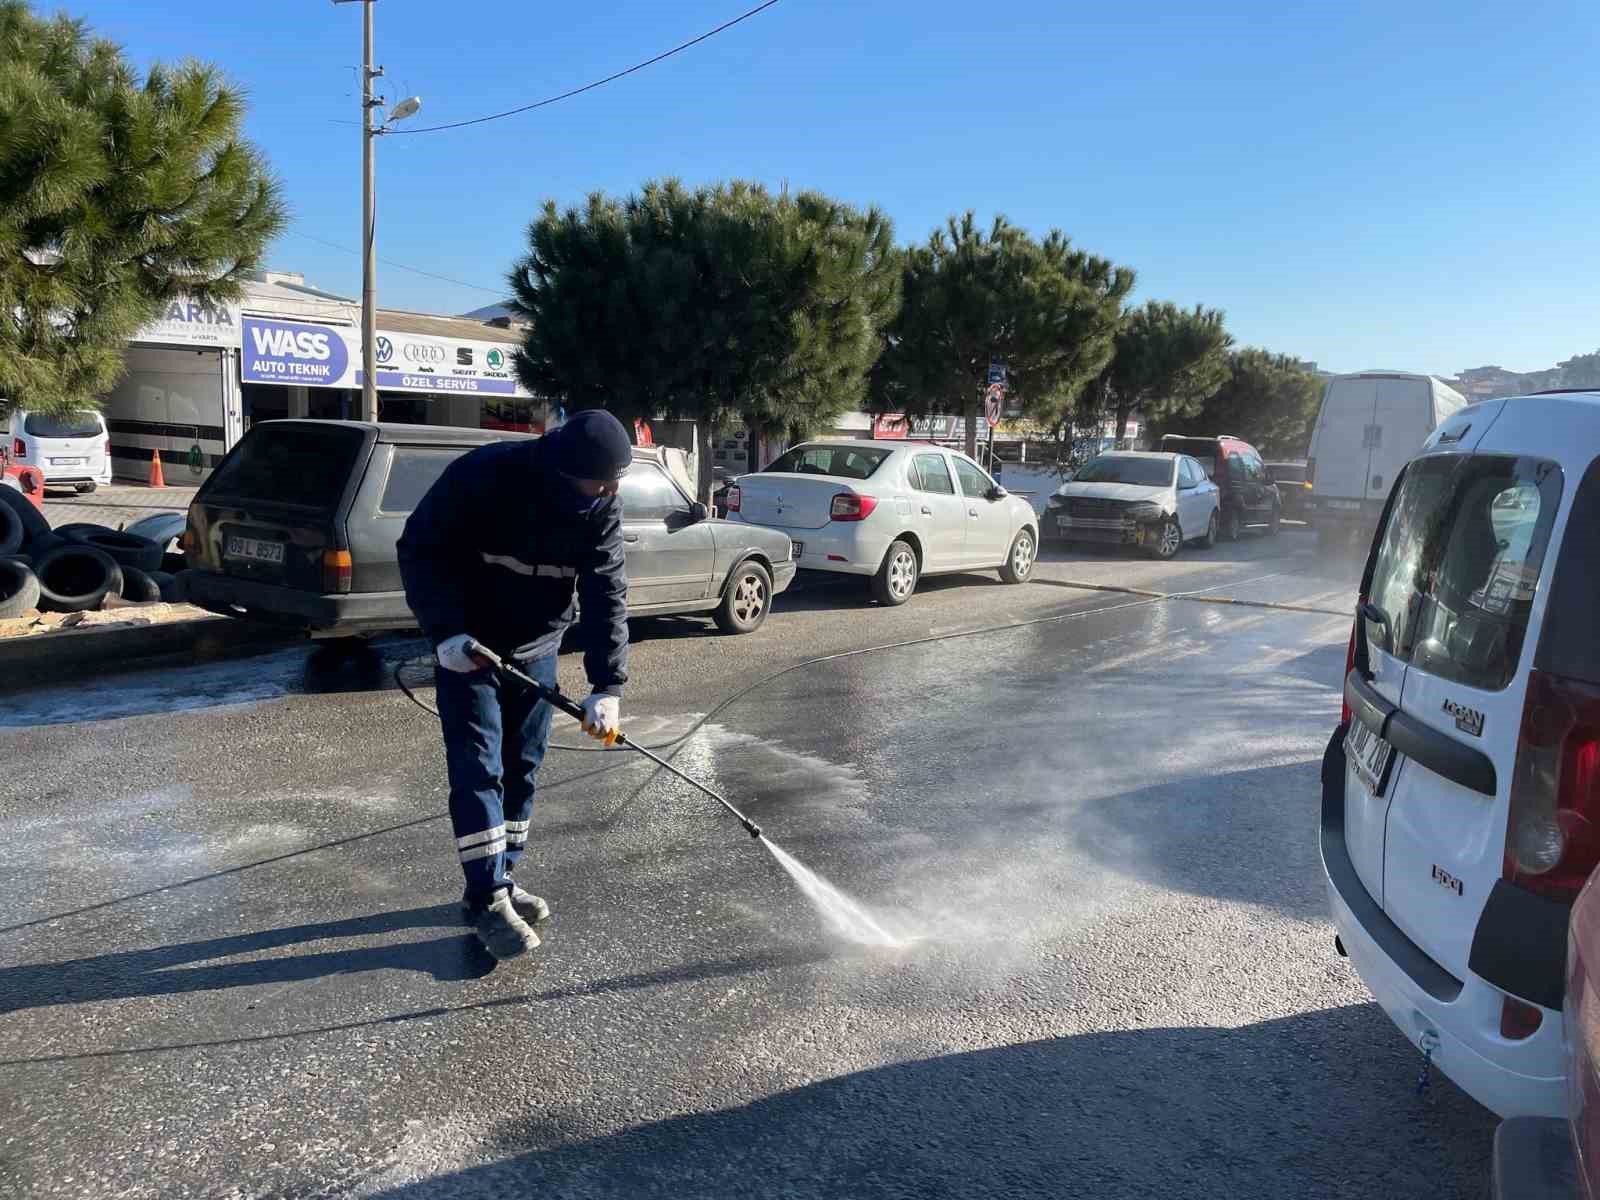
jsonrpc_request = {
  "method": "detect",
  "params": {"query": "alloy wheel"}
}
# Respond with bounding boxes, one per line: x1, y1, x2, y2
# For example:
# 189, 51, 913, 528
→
888, 549, 917, 599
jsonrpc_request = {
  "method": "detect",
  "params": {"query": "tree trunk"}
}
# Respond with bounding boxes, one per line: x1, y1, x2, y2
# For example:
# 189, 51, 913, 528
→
696, 421, 716, 506
1115, 403, 1130, 447
963, 393, 978, 459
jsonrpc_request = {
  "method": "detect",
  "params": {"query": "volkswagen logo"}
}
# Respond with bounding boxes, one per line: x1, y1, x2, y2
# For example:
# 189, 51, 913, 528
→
375, 335, 394, 364
402, 341, 446, 366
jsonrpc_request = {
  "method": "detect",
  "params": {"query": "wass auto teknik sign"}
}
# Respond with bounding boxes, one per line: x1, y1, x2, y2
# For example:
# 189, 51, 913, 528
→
241, 316, 358, 388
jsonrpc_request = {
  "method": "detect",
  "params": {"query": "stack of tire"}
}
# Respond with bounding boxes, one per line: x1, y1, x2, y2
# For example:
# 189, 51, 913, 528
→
0, 491, 180, 621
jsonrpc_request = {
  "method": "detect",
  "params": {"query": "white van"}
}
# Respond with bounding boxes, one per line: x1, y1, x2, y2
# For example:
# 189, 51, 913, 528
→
5, 408, 112, 491
1323, 390, 1600, 1119
1306, 372, 1467, 538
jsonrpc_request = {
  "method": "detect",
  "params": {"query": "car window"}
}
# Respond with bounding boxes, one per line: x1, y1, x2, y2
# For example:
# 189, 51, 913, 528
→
912, 453, 956, 495
619, 464, 689, 522
23, 411, 101, 438
1225, 453, 1245, 484
1075, 456, 1175, 487
765, 445, 891, 480
205, 424, 365, 511
952, 456, 993, 498
1366, 454, 1564, 691
380, 447, 462, 514
1181, 459, 1204, 487
1243, 453, 1268, 483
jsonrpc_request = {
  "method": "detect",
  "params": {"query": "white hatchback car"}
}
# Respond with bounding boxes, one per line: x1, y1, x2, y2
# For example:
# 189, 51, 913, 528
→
1325, 390, 1600, 1119
1045, 450, 1221, 558
723, 440, 1039, 605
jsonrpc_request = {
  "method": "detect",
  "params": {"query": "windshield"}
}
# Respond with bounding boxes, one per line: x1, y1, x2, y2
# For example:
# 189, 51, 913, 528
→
23, 411, 102, 438
764, 444, 891, 481
1074, 456, 1174, 487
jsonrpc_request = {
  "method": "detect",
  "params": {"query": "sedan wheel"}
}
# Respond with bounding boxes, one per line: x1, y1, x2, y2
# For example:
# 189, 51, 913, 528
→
1152, 518, 1183, 560
1000, 529, 1036, 584
714, 561, 772, 634
871, 539, 919, 606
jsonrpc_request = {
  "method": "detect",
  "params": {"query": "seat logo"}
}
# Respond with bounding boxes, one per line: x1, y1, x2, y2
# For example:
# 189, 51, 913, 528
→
1442, 698, 1485, 737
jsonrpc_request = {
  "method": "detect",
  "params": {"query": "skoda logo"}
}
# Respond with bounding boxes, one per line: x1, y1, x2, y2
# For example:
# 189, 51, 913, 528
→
486, 348, 506, 370
375, 335, 394, 364
402, 341, 446, 366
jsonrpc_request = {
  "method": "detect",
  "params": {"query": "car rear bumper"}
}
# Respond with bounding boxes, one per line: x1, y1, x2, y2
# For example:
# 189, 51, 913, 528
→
183, 570, 413, 635
727, 517, 887, 576
1320, 725, 1567, 1118
37, 463, 112, 485
1491, 1117, 1578, 1199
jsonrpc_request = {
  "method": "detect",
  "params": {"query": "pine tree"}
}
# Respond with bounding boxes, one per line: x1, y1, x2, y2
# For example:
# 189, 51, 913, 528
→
0, 2, 285, 416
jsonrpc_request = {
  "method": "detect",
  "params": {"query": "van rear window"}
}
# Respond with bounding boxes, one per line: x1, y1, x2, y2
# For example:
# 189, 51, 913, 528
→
1366, 454, 1564, 691
206, 424, 364, 510
23, 412, 101, 438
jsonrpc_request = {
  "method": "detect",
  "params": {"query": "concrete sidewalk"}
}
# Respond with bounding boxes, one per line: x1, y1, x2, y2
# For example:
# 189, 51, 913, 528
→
41, 481, 196, 530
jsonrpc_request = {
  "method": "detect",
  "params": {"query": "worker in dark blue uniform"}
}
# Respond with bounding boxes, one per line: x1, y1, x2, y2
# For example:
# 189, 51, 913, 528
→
397, 409, 633, 960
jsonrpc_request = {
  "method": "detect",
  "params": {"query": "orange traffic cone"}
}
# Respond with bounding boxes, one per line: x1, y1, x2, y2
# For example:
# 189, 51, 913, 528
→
148, 448, 166, 489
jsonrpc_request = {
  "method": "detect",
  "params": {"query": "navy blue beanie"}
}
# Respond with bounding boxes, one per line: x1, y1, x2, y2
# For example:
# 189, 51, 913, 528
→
550, 410, 633, 480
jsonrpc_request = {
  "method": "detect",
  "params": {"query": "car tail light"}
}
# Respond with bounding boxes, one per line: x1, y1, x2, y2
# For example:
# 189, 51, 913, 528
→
830, 493, 878, 522
725, 486, 741, 513
180, 527, 198, 556
322, 549, 353, 595
1500, 996, 1544, 1040
1503, 670, 1600, 903
1306, 457, 1316, 487
12, 438, 25, 459
1340, 601, 1363, 725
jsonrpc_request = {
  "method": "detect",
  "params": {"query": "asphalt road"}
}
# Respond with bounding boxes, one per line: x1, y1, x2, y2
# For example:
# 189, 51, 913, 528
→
0, 529, 1498, 1198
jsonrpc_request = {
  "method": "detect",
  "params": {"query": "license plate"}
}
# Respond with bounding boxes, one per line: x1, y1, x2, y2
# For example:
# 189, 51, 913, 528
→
225, 535, 285, 565
52, 457, 86, 466
1346, 719, 1395, 798
1326, 499, 1361, 512
791, 542, 804, 560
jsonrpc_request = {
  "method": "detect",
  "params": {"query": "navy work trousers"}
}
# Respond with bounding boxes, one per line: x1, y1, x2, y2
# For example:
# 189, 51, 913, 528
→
433, 654, 557, 904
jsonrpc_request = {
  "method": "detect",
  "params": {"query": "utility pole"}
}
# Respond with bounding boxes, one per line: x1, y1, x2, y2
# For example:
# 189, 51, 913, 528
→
359, 0, 380, 423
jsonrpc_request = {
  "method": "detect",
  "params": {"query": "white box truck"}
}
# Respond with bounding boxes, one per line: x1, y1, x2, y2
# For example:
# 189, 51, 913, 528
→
1305, 371, 1468, 540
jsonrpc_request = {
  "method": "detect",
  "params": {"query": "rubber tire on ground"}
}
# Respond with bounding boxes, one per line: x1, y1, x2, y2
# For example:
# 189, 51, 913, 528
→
1197, 509, 1219, 549
0, 485, 50, 543
75, 482, 97, 494
871, 539, 920, 606
0, 559, 40, 619
34, 544, 123, 613
22, 531, 68, 559
76, 529, 163, 572
714, 560, 773, 635
53, 522, 114, 543
0, 502, 22, 557
1221, 506, 1243, 541
161, 551, 186, 574
999, 528, 1037, 584
147, 569, 180, 603
119, 565, 162, 603
1151, 518, 1183, 560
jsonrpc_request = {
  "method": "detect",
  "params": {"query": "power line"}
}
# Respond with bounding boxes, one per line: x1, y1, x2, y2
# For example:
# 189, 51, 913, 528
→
286, 229, 506, 296
388, 0, 781, 136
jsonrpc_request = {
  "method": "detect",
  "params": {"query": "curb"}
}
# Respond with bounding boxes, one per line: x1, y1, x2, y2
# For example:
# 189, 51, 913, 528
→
0, 615, 300, 692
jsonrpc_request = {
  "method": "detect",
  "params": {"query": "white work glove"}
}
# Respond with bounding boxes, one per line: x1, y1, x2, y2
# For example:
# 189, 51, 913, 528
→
580, 693, 621, 745
436, 634, 487, 674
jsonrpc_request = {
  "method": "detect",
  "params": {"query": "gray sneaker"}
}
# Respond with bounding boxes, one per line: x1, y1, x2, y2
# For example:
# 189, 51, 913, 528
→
473, 891, 540, 960
463, 883, 550, 926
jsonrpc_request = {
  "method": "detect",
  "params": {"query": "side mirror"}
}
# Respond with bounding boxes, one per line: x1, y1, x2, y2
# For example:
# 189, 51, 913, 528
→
986, 485, 1007, 501
690, 501, 710, 522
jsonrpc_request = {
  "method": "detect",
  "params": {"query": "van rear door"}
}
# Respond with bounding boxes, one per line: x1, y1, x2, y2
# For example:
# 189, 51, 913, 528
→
1367, 377, 1434, 502
1312, 377, 1378, 503
189, 422, 372, 593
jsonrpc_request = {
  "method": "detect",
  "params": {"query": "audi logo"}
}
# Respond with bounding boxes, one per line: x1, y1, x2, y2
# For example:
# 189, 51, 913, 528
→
402, 341, 446, 365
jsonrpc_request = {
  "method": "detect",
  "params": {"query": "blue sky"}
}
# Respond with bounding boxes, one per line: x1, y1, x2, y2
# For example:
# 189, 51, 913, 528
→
63, 0, 1600, 376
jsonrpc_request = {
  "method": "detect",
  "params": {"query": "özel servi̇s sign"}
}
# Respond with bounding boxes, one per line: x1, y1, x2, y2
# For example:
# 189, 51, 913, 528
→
241, 316, 355, 388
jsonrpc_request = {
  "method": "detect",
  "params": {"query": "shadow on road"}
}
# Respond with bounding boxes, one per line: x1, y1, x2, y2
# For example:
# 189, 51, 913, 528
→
362, 1005, 1493, 1200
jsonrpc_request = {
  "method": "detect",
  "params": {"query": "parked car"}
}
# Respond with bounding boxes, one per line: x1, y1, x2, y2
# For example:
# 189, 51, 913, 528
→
1489, 864, 1598, 1198
1323, 390, 1600, 1119
722, 440, 1038, 606
1045, 451, 1220, 559
1158, 434, 1280, 539
1264, 461, 1312, 523
182, 420, 797, 637
5, 407, 112, 492
1304, 371, 1468, 543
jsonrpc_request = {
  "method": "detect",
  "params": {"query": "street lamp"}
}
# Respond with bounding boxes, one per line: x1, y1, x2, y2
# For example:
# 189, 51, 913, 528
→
332, 0, 421, 422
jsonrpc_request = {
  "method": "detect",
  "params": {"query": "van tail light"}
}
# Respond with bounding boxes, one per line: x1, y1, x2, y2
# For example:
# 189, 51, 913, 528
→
1340, 598, 1365, 725
1503, 669, 1600, 904
830, 493, 878, 522
725, 486, 741, 513
322, 549, 353, 595
1500, 996, 1545, 1040
1306, 457, 1316, 487
12, 438, 24, 459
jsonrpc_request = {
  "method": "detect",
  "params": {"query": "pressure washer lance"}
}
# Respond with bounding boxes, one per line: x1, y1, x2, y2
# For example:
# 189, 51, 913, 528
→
464, 639, 764, 840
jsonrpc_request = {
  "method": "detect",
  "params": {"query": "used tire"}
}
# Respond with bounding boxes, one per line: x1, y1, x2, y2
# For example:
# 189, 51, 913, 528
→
147, 569, 182, 602
871, 539, 920, 606
714, 560, 772, 635
34, 544, 123, 613
0, 559, 40, 619
1221, 506, 1243, 541
76, 529, 163, 573
1197, 509, 1219, 549
0, 502, 22, 557
53, 522, 114, 543
161, 551, 187, 574
22, 530, 68, 558
120, 565, 163, 603
999, 528, 1037, 584
1151, 518, 1183, 560
0, 485, 50, 544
